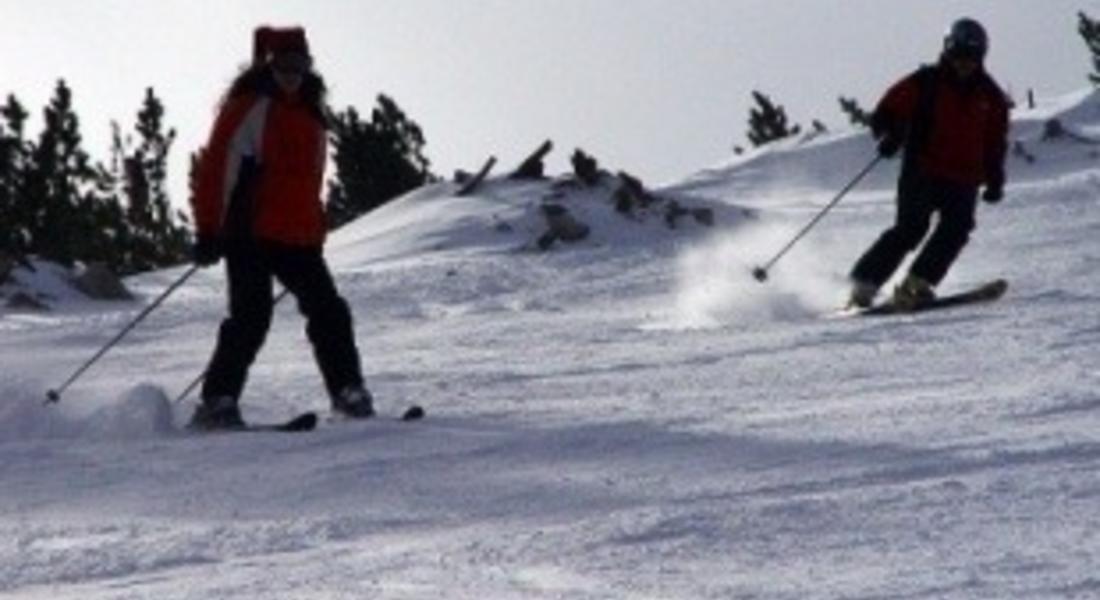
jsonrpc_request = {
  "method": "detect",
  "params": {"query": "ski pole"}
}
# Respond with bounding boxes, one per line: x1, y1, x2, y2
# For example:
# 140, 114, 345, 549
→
174, 287, 291, 404
46, 265, 201, 404
752, 154, 883, 282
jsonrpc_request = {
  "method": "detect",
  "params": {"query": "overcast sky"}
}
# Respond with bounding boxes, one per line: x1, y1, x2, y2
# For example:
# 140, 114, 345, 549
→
0, 1, 1091, 207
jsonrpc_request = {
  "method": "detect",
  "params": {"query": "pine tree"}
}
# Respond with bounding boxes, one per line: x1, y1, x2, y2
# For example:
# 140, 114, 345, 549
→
97, 88, 190, 274
1079, 11, 1100, 85
128, 88, 188, 270
746, 91, 800, 147
838, 96, 871, 128
326, 94, 434, 229
0, 96, 29, 256
25, 80, 102, 265
22, 80, 130, 269
1, 96, 37, 259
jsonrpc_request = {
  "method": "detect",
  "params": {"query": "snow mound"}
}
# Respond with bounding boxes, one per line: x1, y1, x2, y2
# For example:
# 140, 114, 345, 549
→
0, 383, 175, 441
326, 174, 751, 271
82, 384, 176, 438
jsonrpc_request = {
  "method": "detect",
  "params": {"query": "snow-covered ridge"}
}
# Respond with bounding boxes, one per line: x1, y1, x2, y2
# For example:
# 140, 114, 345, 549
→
669, 87, 1100, 207
324, 172, 750, 271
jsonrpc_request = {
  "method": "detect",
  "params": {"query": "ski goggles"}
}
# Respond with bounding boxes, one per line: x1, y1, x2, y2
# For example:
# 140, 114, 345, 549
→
270, 52, 312, 75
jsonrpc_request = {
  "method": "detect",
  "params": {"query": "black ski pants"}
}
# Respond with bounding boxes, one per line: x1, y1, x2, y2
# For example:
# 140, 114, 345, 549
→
202, 239, 364, 402
851, 175, 979, 288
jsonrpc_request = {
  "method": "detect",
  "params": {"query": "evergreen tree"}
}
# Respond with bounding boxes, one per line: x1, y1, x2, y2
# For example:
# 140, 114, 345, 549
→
18, 80, 134, 270
0, 95, 31, 256
326, 94, 434, 229
96, 88, 190, 274
24, 80, 110, 266
838, 96, 871, 128
1079, 11, 1100, 85
126, 88, 189, 270
746, 90, 800, 147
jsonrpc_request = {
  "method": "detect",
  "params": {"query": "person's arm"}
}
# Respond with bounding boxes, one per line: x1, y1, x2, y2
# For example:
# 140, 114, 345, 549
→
982, 92, 1010, 203
870, 73, 920, 156
190, 95, 258, 238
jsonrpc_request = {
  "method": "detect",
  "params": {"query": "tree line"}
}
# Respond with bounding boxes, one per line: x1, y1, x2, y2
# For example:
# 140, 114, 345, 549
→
0, 82, 189, 275
0, 83, 433, 276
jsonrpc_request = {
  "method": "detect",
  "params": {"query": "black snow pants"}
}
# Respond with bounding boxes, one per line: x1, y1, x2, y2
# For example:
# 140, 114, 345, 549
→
850, 174, 979, 288
201, 239, 364, 402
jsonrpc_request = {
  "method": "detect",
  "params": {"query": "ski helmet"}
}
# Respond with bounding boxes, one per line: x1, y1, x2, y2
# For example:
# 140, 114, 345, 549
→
943, 18, 988, 61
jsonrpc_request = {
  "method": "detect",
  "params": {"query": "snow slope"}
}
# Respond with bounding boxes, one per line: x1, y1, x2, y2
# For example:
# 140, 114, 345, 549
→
2, 90, 1100, 599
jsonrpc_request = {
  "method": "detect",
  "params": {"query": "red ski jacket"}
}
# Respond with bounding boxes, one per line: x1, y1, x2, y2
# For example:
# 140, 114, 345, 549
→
873, 64, 1009, 188
191, 90, 328, 246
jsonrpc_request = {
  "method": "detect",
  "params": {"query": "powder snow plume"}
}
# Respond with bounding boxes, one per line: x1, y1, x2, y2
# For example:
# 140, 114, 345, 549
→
669, 219, 846, 328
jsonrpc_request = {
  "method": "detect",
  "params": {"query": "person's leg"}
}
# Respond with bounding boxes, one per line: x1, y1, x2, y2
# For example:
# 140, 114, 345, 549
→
908, 181, 979, 287
269, 244, 365, 401
850, 179, 935, 291
200, 241, 275, 404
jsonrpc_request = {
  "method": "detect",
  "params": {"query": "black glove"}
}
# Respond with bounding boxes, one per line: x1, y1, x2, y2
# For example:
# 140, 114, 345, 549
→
192, 235, 223, 267
877, 135, 902, 159
982, 182, 1004, 204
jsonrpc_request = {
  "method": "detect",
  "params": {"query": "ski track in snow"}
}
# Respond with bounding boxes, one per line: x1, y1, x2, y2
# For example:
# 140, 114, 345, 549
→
2, 91, 1100, 599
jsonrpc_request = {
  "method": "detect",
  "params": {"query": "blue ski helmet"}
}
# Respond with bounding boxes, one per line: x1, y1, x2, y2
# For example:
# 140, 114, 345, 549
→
943, 18, 988, 61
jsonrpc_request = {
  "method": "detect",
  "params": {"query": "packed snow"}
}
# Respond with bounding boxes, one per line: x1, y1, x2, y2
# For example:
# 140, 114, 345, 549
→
2, 89, 1100, 599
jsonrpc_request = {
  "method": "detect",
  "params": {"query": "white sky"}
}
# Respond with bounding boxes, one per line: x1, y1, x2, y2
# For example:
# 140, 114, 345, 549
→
0, 0, 1091, 209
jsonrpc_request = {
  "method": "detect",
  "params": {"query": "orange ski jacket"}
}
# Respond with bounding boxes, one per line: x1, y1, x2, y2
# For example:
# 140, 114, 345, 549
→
191, 91, 328, 246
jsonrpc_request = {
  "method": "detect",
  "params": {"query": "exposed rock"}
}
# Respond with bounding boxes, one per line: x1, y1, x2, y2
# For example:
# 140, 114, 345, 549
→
538, 203, 590, 250
511, 140, 554, 180
664, 200, 690, 228
456, 156, 497, 196
571, 149, 601, 186
6, 291, 49, 311
691, 208, 715, 227
1043, 118, 1065, 140
1043, 118, 1100, 145
71, 262, 133, 300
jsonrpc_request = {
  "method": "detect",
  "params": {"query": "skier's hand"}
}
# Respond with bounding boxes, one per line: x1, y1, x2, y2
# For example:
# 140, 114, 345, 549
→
192, 235, 223, 267
877, 135, 902, 159
982, 183, 1004, 204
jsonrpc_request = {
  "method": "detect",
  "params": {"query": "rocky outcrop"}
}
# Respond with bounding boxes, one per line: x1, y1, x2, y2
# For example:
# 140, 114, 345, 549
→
70, 262, 133, 300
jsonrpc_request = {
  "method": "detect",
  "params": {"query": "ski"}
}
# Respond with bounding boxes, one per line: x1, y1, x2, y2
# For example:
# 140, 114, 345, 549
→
847, 278, 1008, 317
327, 404, 427, 424
243, 411, 319, 432
186, 411, 319, 433
191, 405, 425, 434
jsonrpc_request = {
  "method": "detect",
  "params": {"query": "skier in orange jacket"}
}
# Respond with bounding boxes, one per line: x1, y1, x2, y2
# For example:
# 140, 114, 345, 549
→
189, 26, 373, 429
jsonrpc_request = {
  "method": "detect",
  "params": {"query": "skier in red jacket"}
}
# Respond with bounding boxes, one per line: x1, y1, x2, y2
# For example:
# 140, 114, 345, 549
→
849, 18, 1009, 309
189, 26, 373, 429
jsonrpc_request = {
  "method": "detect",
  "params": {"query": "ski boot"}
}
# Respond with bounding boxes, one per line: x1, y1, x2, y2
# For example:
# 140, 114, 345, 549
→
332, 385, 375, 419
892, 274, 936, 311
189, 396, 245, 430
848, 279, 879, 309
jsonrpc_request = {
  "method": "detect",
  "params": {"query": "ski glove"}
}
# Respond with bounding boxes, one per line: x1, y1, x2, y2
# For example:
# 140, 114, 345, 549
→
877, 135, 902, 159
985, 175, 1003, 205
192, 235, 223, 267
